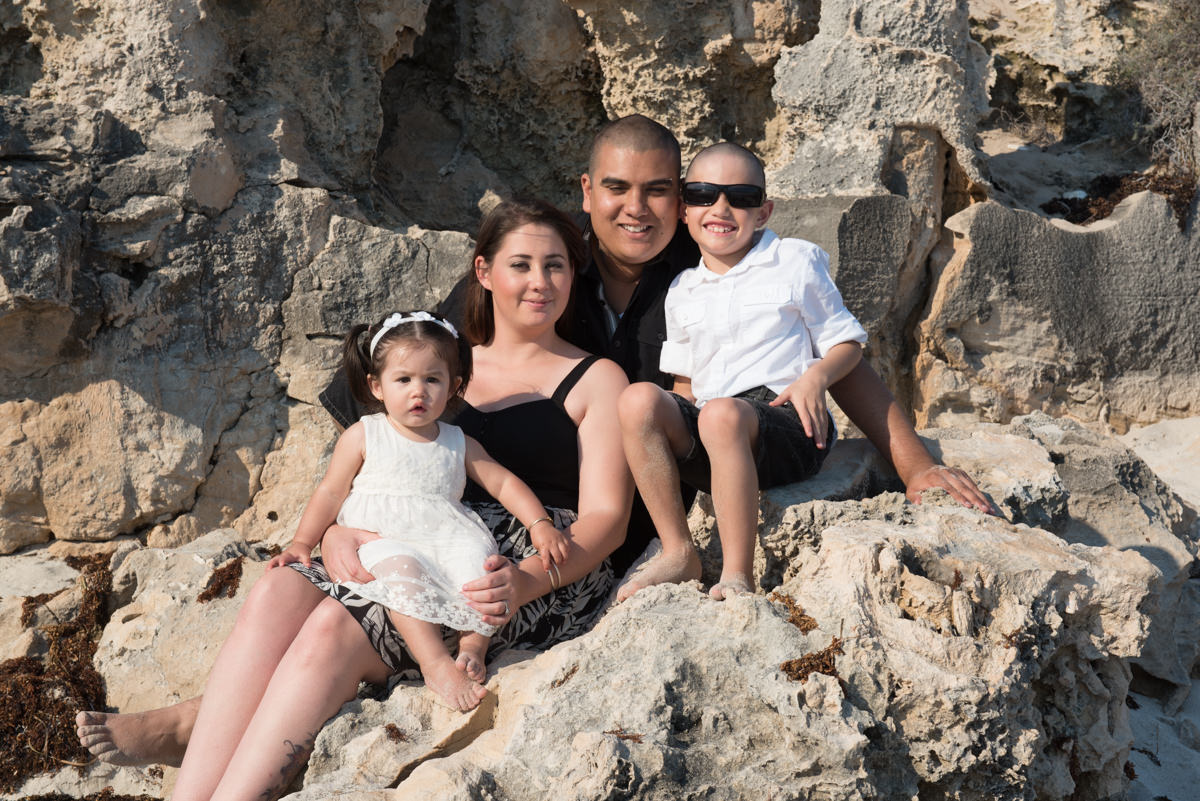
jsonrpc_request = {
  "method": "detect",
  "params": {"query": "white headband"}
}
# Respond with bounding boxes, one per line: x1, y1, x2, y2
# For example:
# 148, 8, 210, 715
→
369, 311, 459, 357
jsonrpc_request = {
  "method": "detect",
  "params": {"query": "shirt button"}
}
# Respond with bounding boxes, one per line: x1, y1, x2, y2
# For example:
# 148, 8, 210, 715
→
614, 339, 623, 347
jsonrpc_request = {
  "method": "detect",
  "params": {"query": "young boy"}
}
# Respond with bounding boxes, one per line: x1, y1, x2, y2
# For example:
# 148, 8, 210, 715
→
617, 142, 868, 600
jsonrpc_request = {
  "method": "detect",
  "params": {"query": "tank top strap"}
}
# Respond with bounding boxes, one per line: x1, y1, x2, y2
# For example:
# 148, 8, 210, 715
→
550, 354, 602, 407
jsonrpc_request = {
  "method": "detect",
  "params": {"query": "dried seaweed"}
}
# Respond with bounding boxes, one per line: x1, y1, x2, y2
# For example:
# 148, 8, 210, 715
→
20, 590, 62, 628
1042, 170, 1196, 229
550, 664, 578, 689
603, 727, 644, 743
1, 555, 111, 793
197, 557, 244, 603
780, 637, 844, 683
768, 592, 818, 633
23, 791, 158, 801
384, 724, 408, 743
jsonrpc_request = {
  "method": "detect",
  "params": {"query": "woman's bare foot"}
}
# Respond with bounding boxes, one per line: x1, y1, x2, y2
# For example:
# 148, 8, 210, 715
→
616, 545, 702, 602
455, 635, 489, 684
709, 573, 753, 600
75, 699, 198, 767
423, 657, 488, 712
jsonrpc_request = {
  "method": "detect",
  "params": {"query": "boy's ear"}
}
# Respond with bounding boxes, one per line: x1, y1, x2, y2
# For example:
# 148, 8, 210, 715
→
755, 200, 774, 230
474, 255, 492, 290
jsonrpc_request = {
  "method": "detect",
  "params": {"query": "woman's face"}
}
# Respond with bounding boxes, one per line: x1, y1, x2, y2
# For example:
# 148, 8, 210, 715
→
475, 223, 573, 333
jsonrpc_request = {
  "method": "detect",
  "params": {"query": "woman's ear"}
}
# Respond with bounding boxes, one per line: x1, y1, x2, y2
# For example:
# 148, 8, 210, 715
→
474, 255, 492, 291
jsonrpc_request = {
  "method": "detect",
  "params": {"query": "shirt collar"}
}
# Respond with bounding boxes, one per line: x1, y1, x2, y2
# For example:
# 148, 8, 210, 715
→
692, 229, 779, 283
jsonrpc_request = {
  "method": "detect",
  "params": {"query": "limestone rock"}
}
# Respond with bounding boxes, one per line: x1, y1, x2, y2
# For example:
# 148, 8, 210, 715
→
95, 530, 267, 712
915, 195, 1200, 432
1121, 416, 1200, 513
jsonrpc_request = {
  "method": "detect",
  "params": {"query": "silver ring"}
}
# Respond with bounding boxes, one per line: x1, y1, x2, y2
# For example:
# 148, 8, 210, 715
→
502, 600, 510, 617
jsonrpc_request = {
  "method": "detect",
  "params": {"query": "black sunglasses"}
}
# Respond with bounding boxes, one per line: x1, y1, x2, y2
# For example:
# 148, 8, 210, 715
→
682, 182, 765, 209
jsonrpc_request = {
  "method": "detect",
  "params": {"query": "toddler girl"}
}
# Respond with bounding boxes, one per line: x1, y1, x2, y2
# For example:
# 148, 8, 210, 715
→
269, 310, 569, 711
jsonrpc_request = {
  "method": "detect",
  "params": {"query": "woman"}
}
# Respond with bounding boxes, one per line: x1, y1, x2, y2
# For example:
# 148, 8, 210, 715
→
77, 199, 632, 801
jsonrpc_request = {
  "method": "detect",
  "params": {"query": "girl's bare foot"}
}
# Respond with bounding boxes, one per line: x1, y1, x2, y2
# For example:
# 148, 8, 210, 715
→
616, 545, 702, 602
423, 657, 488, 712
455, 637, 488, 684
75, 699, 198, 767
709, 573, 753, 600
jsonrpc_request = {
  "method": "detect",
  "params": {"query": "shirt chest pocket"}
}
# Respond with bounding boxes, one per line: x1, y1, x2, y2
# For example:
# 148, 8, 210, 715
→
672, 301, 707, 334
737, 282, 795, 338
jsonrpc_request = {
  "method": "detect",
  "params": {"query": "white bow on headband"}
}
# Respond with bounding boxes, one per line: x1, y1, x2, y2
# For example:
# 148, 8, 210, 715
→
369, 311, 459, 356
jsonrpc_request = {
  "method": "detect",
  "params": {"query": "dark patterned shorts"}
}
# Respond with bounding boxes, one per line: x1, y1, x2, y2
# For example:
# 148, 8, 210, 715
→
670, 385, 834, 494
288, 504, 614, 678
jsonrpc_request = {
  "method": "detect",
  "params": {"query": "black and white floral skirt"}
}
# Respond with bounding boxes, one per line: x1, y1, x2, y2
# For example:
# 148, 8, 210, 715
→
287, 503, 614, 678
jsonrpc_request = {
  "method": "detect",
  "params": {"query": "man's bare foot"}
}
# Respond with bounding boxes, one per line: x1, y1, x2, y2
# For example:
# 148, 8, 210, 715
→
616, 546, 702, 602
423, 657, 488, 712
709, 573, 753, 600
455, 635, 489, 683
75, 699, 198, 767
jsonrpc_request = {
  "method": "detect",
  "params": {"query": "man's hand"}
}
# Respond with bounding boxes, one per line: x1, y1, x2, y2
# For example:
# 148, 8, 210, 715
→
905, 464, 997, 514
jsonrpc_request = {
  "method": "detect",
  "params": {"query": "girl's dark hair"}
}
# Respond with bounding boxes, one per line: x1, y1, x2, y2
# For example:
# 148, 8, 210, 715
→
462, 197, 587, 345
343, 310, 473, 410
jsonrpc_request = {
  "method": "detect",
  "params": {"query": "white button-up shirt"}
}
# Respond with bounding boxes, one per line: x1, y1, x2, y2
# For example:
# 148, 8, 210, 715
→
659, 229, 867, 406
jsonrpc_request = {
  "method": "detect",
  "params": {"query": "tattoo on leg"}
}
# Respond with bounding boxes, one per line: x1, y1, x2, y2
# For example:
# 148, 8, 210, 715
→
258, 733, 316, 801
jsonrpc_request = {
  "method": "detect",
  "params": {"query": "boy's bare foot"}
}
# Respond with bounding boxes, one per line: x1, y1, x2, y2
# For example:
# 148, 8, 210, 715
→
709, 573, 753, 600
423, 658, 488, 712
616, 546, 702, 602
75, 700, 197, 767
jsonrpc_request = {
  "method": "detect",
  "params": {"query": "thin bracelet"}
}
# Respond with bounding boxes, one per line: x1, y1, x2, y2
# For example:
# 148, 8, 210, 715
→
548, 562, 561, 591
527, 515, 552, 530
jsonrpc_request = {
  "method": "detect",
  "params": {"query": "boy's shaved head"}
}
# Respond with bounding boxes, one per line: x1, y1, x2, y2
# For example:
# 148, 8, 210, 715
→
589, 114, 681, 177
685, 142, 766, 188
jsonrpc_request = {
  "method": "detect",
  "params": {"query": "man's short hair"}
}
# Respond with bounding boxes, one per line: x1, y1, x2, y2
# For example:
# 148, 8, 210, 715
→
588, 114, 682, 177
685, 142, 766, 189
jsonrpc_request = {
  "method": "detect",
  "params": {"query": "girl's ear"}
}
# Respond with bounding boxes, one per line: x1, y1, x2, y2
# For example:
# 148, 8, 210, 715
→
451, 376, 464, 396
368, 373, 384, 402
474, 255, 492, 291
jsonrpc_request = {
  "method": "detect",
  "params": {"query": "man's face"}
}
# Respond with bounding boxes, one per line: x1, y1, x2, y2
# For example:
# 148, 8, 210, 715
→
581, 145, 681, 274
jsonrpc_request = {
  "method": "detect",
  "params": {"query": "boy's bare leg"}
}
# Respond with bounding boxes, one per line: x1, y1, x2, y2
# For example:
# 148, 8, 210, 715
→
389, 612, 487, 712
76, 699, 199, 767
194, 598, 392, 801
616, 383, 702, 601
697, 398, 760, 600
455, 632, 490, 683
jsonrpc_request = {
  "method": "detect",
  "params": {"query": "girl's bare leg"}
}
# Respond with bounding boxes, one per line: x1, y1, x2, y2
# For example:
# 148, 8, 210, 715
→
455, 632, 490, 683
197, 597, 392, 801
167, 568, 329, 801
697, 398, 760, 600
389, 613, 487, 711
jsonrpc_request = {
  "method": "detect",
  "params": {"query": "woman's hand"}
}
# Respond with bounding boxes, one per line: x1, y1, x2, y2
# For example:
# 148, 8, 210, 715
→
266, 541, 314, 570
462, 554, 518, 627
320, 524, 380, 583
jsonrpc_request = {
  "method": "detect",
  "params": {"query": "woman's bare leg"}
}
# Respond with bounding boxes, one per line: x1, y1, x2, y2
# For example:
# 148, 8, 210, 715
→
196, 597, 392, 801
167, 568, 330, 801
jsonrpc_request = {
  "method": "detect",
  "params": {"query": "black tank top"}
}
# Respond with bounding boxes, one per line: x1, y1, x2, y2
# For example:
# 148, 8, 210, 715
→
447, 355, 601, 510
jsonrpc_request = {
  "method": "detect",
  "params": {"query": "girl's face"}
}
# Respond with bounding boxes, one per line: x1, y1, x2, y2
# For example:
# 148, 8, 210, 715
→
368, 343, 461, 435
475, 223, 573, 332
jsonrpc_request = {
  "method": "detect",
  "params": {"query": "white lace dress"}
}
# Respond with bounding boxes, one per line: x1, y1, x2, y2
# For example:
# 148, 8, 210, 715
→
336, 414, 499, 636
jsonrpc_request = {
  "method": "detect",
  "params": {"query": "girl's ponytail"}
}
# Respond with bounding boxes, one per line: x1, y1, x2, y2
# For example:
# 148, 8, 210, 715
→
342, 323, 380, 408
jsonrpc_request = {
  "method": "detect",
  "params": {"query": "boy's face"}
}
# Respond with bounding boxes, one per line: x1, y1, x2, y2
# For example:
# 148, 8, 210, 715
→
683, 155, 773, 273
581, 145, 681, 275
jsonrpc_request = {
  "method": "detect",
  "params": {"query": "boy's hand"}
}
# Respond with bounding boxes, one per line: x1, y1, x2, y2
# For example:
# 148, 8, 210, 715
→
266, 541, 314, 570
530, 524, 569, 572
771, 370, 831, 448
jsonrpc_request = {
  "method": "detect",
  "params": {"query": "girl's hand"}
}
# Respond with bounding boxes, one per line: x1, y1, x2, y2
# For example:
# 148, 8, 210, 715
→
266, 542, 313, 570
771, 371, 831, 448
462, 554, 517, 627
531, 524, 570, 572
321, 524, 380, 583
